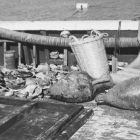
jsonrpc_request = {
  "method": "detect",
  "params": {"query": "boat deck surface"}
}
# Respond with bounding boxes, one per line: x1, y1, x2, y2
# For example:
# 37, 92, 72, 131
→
0, 96, 93, 140
71, 101, 140, 140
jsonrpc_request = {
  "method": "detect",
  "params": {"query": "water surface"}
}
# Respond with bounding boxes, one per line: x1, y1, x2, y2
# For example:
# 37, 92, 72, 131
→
0, 0, 140, 20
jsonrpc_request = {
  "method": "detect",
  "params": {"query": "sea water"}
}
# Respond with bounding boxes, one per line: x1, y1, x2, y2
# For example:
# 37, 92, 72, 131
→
0, 0, 140, 20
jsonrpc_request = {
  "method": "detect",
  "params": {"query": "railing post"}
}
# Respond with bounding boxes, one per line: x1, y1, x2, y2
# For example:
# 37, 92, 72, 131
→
64, 49, 68, 66
138, 20, 140, 43
23, 45, 31, 65
3, 41, 7, 67
40, 31, 50, 64
112, 21, 121, 73
33, 45, 36, 68
126, 20, 140, 68
18, 42, 21, 66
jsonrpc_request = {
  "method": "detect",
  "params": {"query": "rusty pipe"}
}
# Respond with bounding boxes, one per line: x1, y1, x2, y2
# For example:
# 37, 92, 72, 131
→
103, 37, 139, 48
0, 27, 139, 48
0, 27, 69, 47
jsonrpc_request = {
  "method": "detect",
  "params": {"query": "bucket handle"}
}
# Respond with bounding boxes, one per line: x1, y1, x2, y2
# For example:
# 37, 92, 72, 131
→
90, 30, 101, 36
69, 35, 79, 42
90, 30, 108, 37
103, 33, 108, 37
81, 34, 90, 40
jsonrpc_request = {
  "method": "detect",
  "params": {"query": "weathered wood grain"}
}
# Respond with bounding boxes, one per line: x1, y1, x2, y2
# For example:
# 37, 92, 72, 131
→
54, 109, 93, 140
34, 105, 83, 140
0, 102, 36, 134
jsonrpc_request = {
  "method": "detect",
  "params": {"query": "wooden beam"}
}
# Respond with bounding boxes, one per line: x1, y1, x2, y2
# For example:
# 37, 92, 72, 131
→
54, 109, 93, 140
23, 45, 30, 65
112, 21, 121, 73
3, 41, 7, 68
35, 115, 70, 140
64, 49, 68, 66
18, 42, 21, 66
0, 96, 30, 106
34, 105, 83, 140
44, 48, 50, 64
112, 56, 118, 73
0, 102, 36, 134
138, 20, 140, 43
0, 40, 15, 43
40, 31, 50, 64
33, 45, 37, 68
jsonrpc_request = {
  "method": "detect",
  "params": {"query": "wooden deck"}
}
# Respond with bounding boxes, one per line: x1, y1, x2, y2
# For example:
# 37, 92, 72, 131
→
71, 101, 140, 140
0, 96, 93, 140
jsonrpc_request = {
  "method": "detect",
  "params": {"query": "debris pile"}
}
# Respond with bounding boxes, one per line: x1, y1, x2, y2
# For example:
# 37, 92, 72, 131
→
50, 51, 64, 59
0, 63, 71, 99
0, 61, 113, 103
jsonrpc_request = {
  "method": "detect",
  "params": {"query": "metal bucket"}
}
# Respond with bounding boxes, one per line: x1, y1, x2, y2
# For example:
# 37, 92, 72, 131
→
69, 30, 109, 79
4, 50, 16, 69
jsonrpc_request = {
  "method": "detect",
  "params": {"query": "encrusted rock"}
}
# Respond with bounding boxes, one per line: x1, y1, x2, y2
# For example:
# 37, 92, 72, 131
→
48, 71, 94, 103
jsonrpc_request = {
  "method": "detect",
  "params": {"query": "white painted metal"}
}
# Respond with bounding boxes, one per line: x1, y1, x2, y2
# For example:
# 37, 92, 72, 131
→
0, 20, 138, 31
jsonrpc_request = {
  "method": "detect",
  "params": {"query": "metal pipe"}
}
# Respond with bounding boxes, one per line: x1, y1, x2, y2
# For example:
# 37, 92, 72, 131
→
0, 27, 139, 48
104, 37, 139, 48
0, 27, 69, 47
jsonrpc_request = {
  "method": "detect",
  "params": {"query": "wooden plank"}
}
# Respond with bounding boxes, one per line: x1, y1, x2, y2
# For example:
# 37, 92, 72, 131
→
0, 102, 36, 134
0, 104, 17, 120
112, 21, 121, 73
112, 56, 118, 73
0, 97, 91, 140
23, 45, 30, 65
54, 109, 93, 140
33, 45, 37, 68
44, 48, 50, 64
40, 31, 50, 63
3, 41, 7, 67
138, 20, 140, 43
35, 114, 70, 140
64, 49, 68, 66
37, 99, 83, 111
34, 105, 84, 140
68, 52, 77, 67
0, 96, 83, 112
0, 40, 15, 43
0, 96, 30, 106
18, 42, 21, 66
